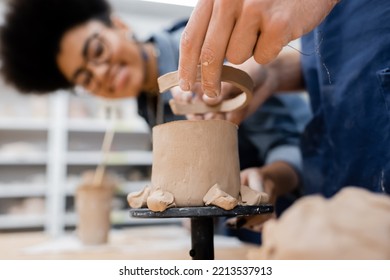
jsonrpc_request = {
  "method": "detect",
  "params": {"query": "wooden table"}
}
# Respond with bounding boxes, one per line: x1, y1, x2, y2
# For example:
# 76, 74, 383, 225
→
0, 224, 259, 260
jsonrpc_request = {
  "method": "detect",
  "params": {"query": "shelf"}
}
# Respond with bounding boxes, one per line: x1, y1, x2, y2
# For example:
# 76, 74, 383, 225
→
0, 153, 47, 165
0, 184, 46, 198
66, 151, 153, 165
67, 118, 150, 133
119, 181, 151, 194
0, 85, 154, 234
65, 180, 151, 196
0, 214, 45, 229
0, 118, 49, 131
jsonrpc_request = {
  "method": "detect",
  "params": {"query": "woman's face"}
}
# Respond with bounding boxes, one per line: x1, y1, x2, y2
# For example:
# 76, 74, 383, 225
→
56, 19, 144, 99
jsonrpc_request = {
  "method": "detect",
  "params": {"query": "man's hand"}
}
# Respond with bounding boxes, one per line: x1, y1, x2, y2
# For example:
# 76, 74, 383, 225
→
228, 161, 300, 231
170, 81, 249, 124
178, 0, 338, 97
172, 58, 275, 124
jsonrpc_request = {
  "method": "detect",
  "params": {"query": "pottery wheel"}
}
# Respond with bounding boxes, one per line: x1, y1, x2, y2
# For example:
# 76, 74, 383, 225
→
129, 205, 273, 260
129, 205, 273, 218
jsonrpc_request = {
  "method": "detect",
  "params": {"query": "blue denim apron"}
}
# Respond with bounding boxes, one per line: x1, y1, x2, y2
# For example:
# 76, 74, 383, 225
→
301, 0, 390, 196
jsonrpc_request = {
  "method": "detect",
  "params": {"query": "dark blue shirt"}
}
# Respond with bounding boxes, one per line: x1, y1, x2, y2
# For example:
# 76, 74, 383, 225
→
301, 0, 390, 196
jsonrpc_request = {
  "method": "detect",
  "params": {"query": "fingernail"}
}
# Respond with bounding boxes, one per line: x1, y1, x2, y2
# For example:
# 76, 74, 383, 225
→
203, 95, 220, 105
204, 90, 218, 98
179, 79, 190, 91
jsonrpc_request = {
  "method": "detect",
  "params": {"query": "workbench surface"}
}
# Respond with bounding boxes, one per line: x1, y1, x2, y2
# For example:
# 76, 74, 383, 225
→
0, 224, 259, 260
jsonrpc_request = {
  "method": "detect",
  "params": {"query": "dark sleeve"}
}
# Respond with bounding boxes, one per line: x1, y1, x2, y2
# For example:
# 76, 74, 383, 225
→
238, 94, 311, 173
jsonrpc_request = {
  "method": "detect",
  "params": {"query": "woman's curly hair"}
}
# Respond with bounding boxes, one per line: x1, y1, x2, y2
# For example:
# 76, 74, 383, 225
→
0, 0, 112, 94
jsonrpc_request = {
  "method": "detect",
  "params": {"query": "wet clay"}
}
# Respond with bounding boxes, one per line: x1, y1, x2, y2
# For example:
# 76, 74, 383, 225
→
239, 185, 269, 205
146, 188, 176, 212
150, 119, 240, 207
250, 187, 390, 260
127, 186, 151, 209
203, 183, 238, 210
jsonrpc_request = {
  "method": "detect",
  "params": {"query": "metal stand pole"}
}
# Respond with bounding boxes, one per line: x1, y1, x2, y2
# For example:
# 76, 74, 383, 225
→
189, 217, 214, 260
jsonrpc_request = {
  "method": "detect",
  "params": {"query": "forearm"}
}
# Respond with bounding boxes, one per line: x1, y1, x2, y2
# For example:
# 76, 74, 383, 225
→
244, 50, 304, 116
236, 160, 300, 230
267, 49, 305, 93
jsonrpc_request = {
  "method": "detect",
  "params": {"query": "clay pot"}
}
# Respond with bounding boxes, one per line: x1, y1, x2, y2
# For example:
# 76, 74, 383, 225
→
151, 119, 241, 206
75, 171, 115, 245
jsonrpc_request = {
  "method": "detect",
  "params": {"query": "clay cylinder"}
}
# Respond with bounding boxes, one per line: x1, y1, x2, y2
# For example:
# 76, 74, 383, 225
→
75, 171, 115, 245
151, 119, 241, 206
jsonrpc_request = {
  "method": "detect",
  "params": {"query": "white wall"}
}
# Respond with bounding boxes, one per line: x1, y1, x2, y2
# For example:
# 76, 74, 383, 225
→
109, 0, 193, 40
0, 0, 194, 38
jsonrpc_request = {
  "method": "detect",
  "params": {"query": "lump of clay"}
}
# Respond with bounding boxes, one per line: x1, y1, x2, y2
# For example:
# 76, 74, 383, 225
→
127, 186, 151, 208
146, 188, 176, 212
252, 187, 390, 260
203, 183, 238, 210
239, 185, 269, 205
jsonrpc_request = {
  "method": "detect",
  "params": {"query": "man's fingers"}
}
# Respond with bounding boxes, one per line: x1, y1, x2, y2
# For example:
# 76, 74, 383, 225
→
186, 113, 204, 121
204, 112, 225, 120
170, 87, 193, 103
179, 0, 214, 91
226, 214, 273, 231
200, 1, 237, 97
247, 169, 263, 192
253, 32, 284, 65
226, 3, 260, 64
253, 17, 291, 64
240, 168, 260, 188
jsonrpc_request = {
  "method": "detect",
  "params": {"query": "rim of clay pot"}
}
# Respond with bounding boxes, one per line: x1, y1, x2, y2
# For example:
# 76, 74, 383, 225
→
158, 65, 253, 115
152, 119, 238, 129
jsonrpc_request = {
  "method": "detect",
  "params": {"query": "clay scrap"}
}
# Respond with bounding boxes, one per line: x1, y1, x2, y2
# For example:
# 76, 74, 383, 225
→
203, 183, 238, 210
128, 182, 268, 211
127, 186, 151, 209
239, 185, 269, 205
146, 188, 176, 212
249, 187, 390, 260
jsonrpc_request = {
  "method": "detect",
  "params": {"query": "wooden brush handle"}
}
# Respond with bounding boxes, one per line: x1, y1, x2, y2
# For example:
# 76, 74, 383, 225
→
157, 65, 253, 115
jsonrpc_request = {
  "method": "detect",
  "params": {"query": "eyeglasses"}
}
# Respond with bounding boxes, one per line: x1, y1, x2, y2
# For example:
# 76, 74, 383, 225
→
71, 32, 111, 93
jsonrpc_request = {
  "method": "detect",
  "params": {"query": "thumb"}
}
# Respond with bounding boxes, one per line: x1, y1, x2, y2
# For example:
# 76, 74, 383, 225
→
247, 169, 264, 192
